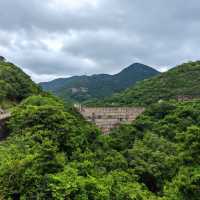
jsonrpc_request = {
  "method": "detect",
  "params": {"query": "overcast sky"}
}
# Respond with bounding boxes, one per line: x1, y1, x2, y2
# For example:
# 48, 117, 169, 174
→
0, 0, 200, 82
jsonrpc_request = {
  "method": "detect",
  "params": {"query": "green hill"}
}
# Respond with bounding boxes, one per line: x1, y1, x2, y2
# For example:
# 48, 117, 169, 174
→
0, 96, 199, 199
0, 57, 42, 108
94, 61, 200, 106
40, 63, 160, 102
0, 56, 199, 199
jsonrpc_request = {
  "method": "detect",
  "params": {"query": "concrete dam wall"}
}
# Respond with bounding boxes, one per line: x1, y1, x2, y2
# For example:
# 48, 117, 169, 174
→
77, 106, 145, 134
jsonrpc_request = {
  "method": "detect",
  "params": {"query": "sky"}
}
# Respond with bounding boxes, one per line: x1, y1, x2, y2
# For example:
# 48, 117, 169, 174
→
0, 0, 200, 82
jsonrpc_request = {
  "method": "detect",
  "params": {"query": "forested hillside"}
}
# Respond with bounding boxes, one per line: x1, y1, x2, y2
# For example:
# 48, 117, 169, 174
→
40, 63, 159, 102
0, 58, 199, 199
0, 57, 42, 108
92, 61, 200, 107
0, 96, 199, 199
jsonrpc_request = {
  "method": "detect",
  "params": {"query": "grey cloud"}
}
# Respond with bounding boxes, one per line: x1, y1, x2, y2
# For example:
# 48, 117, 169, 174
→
0, 0, 200, 82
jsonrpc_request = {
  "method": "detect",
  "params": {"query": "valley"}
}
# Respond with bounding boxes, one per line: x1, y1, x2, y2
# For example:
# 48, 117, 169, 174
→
0, 58, 199, 199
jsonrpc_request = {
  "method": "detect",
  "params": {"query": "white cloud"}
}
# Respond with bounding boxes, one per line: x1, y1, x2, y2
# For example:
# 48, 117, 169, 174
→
1, 0, 200, 82
23, 68, 66, 83
48, 0, 99, 11
41, 38, 64, 52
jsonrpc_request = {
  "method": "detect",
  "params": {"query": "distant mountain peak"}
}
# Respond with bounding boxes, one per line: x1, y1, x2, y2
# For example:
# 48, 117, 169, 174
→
98, 61, 200, 107
114, 63, 159, 80
118, 63, 158, 74
40, 62, 160, 103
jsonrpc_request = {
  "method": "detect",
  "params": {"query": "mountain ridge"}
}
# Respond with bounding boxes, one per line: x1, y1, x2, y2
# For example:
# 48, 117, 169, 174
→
40, 63, 160, 102
93, 61, 200, 107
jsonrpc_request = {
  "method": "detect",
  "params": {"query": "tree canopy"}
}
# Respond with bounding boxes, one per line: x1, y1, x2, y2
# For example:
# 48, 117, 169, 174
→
0, 96, 199, 199
0, 60, 41, 108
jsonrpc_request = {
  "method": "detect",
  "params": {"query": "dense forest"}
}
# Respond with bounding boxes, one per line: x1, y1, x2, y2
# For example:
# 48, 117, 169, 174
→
0, 96, 199, 199
0, 58, 41, 108
0, 59, 199, 199
89, 61, 200, 107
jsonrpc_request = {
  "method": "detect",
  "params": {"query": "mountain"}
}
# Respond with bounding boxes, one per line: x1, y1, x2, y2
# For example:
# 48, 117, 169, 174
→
95, 61, 200, 106
0, 56, 42, 108
0, 56, 199, 199
40, 63, 160, 102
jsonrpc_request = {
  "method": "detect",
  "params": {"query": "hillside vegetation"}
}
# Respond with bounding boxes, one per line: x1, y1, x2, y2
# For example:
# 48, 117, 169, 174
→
0, 58, 42, 108
0, 59, 199, 199
92, 61, 200, 106
0, 95, 199, 199
40, 63, 159, 102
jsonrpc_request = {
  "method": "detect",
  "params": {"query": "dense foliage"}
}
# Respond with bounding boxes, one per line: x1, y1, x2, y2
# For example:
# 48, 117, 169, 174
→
91, 61, 200, 106
0, 95, 199, 199
0, 59, 41, 107
40, 63, 159, 103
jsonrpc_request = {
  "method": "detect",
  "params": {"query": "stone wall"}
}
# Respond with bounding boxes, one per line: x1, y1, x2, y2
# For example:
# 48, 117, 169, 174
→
0, 108, 10, 120
0, 109, 11, 140
0, 119, 8, 140
177, 95, 199, 101
77, 106, 145, 134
